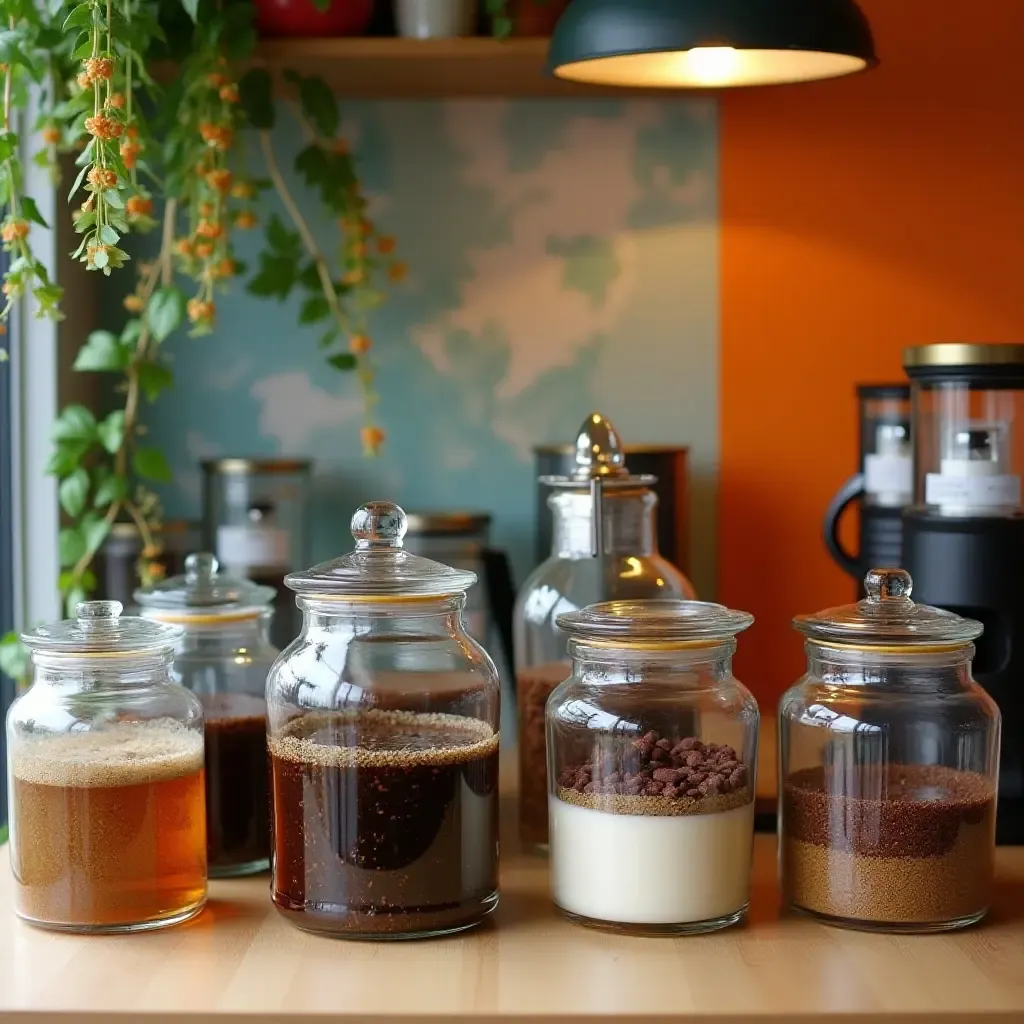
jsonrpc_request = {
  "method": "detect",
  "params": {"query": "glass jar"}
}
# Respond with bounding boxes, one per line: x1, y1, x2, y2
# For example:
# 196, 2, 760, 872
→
7, 600, 206, 933
267, 501, 501, 939
201, 458, 312, 651
547, 599, 757, 934
515, 412, 695, 853
136, 553, 278, 878
780, 568, 1001, 932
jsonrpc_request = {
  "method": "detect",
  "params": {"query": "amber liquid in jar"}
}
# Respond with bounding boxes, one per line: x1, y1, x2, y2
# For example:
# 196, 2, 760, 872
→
517, 661, 570, 850
201, 693, 270, 876
10, 722, 207, 932
270, 708, 499, 937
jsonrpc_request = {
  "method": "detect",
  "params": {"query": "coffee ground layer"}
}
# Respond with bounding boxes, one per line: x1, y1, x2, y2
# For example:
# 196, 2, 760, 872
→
784, 834, 992, 925
783, 764, 994, 858
557, 786, 751, 817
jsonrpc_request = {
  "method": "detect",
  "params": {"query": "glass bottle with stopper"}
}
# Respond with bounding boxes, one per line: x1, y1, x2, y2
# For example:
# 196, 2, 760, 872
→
136, 552, 279, 878
513, 411, 695, 853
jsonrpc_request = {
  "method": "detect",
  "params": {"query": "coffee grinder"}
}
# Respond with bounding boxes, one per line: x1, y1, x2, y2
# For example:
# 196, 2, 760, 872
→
823, 384, 912, 596
902, 343, 1024, 844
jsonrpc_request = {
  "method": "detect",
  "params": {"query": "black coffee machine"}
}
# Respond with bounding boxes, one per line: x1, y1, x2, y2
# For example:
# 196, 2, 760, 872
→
902, 343, 1024, 844
823, 384, 912, 596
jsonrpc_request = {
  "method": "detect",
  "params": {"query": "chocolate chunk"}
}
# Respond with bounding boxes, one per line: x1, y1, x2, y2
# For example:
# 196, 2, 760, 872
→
680, 737, 701, 752
721, 760, 739, 774
690, 772, 707, 786
686, 787, 701, 797
655, 738, 673, 752
686, 752, 703, 768
661, 785, 677, 799
652, 768, 681, 784
651, 747, 668, 763
644, 781, 663, 796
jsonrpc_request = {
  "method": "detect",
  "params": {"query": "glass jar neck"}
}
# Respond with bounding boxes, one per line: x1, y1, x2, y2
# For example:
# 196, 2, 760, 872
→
549, 488, 657, 558
568, 638, 735, 686
297, 593, 467, 636
805, 640, 975, 690
29, 650, 173, 687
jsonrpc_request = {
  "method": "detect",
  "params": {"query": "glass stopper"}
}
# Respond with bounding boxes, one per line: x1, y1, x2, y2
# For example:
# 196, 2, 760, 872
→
351, 501, 407, 550
574, 412, 627, 477
864, 568, 913, 602
76, 600, 123, 627
185, 552, 219, 582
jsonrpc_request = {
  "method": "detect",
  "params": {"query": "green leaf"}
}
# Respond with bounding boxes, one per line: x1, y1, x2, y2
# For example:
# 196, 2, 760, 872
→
62, 4, 93, 31
72, 36, 94, 62
103, 188, 124, 210
98, 225, 120, 246
52, 404, 96, 442
266, 214, 301, 258
180, 0, 199, 21
285, 71, 338, 139
294, 144, 330, 189
97, 410, 125, 454
73, 330, 125, 372
46, 440, 91, 478
238, 68, 275, 131
58, 468, 90, 518
299, 295, 330, 324
120, 318, 142, 347
327, 353, 356, 371
147, 286, 185, 343
137, 361, 173, 401
20, 196, 49, 229
0, 633, 30, 687
133, 446, 172, 483
92, 247, 109, 269
64, 586, 87, 618
59, 526, 86, 568
318, 328, 338, 349
246, 253, 296, 301
0, 30, 30, 71
93, 473, 128, 509
81, 513, 111, 557
298, 262, 322, 291
0, 132, 16, 164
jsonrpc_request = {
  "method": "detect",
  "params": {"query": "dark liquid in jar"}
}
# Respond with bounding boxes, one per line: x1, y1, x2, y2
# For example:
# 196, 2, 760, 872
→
269, 709, 499, 937
201, 693, 270, 876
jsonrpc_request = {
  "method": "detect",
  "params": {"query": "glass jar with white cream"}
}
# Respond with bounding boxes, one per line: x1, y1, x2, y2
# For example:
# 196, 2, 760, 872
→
546, 599, 758, 935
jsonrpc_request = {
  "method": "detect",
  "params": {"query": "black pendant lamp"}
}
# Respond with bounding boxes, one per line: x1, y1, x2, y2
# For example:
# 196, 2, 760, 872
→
548, 0, 877, 89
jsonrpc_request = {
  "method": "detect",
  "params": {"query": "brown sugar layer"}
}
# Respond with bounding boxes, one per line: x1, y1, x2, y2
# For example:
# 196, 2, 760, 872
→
783, 764, 995, 858
784, 834, 993, 925
557, 785, 751, 817
10, 720, 203, 788
268, 708, 498, 769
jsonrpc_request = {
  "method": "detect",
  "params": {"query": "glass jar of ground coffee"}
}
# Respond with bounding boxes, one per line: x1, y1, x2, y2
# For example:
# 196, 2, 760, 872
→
7, 601, 206, 933
547, 599, 758, 935
136, 553, 278, 877
267, 501, 501, 939
780, 568, 1001, 933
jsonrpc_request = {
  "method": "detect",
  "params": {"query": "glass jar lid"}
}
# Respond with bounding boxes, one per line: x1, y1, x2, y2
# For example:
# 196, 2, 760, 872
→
793, 568, 984, 647
20, 600, 182, 656
557, 599, 754, 644
539, 412, 656, 490
285, 501, 478, 598
135, 552, 275, 616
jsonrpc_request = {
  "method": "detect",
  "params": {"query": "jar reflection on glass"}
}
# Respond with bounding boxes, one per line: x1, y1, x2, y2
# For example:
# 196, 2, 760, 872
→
546, 599, 758, 935
136, 553, 278, 877
515, 413, 694, 854
7, 601, 206, 933
780, 568, 1001, 932
267, 501, 501, 939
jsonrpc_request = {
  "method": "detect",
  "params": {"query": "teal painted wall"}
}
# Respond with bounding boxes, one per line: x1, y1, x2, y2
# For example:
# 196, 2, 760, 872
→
141, 98, 719, 593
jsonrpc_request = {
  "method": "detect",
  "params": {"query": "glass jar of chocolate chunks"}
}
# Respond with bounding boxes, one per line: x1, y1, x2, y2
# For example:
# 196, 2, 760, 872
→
7, 601, 206, 933
136, 553, 278, 877
267, 501, 501, 939
547, 599, 758, 934
515, 412, 694, 854
780, 568, 1001, 932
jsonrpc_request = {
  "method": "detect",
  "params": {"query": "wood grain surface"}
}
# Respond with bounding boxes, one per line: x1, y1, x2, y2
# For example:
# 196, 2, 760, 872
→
0, 808, 1022, 1022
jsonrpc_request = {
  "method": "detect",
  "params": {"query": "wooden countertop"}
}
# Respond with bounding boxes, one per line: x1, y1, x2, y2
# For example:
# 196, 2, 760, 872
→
1, 820, 1023, 1022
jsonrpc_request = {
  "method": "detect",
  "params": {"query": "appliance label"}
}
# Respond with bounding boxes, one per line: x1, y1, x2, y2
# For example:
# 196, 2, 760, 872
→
925, 473, 1021, 509
864, 453, 913, 498
217, 524, 290, 569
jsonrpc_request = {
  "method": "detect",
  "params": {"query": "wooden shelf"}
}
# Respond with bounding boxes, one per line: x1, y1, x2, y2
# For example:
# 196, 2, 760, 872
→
248, 36, 647, 98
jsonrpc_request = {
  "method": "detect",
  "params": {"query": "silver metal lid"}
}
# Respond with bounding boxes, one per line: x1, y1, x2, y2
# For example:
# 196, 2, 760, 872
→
793, 568, 984, 647
558, 599, 753, 645
21, 600, 182, 656
135, 552, 276, 615
201, 458, 312, 475
285, 501, 478, 598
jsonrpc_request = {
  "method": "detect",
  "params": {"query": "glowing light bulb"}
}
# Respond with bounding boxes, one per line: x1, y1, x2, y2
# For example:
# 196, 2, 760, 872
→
681, 46, 742, 85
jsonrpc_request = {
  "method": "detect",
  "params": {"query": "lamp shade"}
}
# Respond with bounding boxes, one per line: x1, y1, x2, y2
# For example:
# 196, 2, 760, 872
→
548, 0, 877, 88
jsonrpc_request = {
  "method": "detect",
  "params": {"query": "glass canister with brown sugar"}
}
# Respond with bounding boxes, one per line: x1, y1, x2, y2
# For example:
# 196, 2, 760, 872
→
136, 553, 278, 877
514, 413, 694, 853
780, 568, 1001, 932
7, 601, 206, 932
267, 501, 501, 939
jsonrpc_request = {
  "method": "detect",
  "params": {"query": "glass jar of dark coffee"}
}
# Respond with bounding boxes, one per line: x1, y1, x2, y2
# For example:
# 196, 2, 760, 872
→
267, 501, 500, 939
137, 553, 278, 877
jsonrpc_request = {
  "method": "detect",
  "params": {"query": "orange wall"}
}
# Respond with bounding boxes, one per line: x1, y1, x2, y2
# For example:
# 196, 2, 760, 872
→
718, 0, 1024, 706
